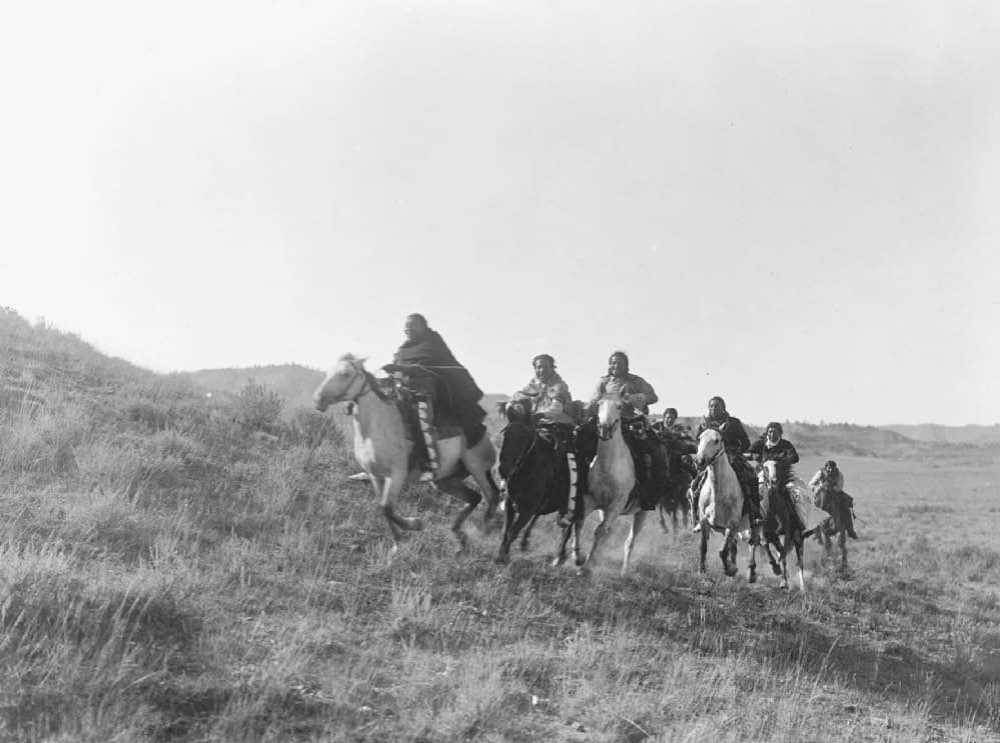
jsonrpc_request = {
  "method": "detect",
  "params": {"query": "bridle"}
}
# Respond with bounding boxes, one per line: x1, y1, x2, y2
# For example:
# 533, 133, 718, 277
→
333, 359, 389, 406
698, 432, 727, 468
596, 397, 623, 441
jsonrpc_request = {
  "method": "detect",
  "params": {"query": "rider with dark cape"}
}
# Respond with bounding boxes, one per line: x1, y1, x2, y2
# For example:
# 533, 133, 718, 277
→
389, 313, 487, 448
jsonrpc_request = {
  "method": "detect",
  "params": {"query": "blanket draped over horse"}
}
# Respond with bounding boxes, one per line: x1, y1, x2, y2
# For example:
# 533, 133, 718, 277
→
393, 330, 487, 446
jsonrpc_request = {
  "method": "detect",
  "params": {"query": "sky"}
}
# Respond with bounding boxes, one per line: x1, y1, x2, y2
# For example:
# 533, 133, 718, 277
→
0, 0, 997, 426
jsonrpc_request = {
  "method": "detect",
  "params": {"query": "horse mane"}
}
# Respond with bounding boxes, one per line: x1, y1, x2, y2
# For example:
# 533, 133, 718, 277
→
337, 352, 366, 366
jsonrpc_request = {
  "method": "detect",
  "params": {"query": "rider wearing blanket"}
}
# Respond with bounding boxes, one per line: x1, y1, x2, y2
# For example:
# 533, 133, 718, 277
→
693, 396, 762, 526
506, 354, 577, 524
387, 313, 488, 475
747, 422, 801, 524
585, 351, 669, 511
809, 460, 858, 539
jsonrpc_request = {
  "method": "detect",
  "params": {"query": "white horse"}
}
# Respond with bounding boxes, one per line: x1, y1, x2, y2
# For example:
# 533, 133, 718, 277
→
313, 354, 500, 554
561, 391, 647, 576
693, 429, 758, 581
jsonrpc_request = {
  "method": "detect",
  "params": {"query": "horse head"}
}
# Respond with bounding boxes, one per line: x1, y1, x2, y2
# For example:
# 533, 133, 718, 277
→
595, 391, 626, 441
313, 354, 369, 412
694, 428, 725, 468
504, 399, 532, 425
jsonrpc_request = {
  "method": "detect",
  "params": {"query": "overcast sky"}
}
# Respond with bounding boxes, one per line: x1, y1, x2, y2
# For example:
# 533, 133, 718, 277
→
1, 1, 997, 425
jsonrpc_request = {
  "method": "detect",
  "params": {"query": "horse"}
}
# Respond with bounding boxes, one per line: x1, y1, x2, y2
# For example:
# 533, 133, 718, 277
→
693, 429, 758, 581
754, 460, 820, 591
658, 452, 694, 533
313, 354, 500, 554
494, 406, 573, 564
558, 391, 647, 576
814, 489, 853, 575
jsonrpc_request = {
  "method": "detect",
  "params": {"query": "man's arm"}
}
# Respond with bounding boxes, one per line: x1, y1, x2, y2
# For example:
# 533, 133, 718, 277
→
509, 379, 538, 404
808, 471, 823, 490
784, 441, 800, 465
638, 377, 658, 407
747, 438, 764, 461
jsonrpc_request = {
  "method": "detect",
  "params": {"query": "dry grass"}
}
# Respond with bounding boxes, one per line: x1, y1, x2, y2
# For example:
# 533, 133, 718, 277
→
0, 307, 997, 742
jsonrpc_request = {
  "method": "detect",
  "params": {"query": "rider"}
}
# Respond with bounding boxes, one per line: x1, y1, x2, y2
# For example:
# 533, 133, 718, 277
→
748, 422, 800, 522
808, 460, 858, 539
585, 351, 668, 512
507, 354, 577, 524
507, 354, 576, 427
387, 313, 487, 475
692, 396, 761, 527
653, 407, 698, 481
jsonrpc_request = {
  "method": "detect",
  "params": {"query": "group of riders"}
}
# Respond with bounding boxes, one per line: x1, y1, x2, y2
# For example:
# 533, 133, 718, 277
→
384, 313, 857, 539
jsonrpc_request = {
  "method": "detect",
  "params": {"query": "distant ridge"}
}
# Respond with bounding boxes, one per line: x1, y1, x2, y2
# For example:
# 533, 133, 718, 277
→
882, 423, 999, 446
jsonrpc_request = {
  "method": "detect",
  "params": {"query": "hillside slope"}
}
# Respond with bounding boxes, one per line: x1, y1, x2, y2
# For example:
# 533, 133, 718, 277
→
0, 308, 996, 742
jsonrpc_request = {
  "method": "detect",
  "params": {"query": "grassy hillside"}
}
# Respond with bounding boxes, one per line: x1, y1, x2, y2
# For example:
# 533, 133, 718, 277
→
0, 308, 997, 742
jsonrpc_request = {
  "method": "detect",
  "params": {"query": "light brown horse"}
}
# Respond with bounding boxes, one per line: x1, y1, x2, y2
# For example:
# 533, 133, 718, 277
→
313, 355, 500, 554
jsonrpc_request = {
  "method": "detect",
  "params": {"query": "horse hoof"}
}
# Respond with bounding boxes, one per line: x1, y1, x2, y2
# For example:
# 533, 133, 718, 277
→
748, 572, 757, 584
495, 552, 509, 565
725, 567, 738, 578
771, 564, 782, 576
551, 555, 566, 568
519, 542, 530, 553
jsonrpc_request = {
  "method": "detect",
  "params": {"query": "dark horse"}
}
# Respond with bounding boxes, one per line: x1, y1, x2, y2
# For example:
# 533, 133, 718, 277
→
495, 403, 583, 564
757, 461, 816, 591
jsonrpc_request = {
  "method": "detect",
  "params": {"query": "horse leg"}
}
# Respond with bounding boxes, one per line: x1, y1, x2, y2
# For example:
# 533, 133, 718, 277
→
747, 532, 758, 583
720, 529, 738, 577
372, 474, 422, 555
553, 518, 574, 567
469, 465, 501, 532
795, 535, 806, 592
519, 513, 540, 552
435, 478, 482, 554
583, 509, 610, 573
778, 535, 790, 590
763, 538, 782, 576
839, 528, 848, 575
496, 495, 518, 563
622, 510, 647, 576
699, 524, 709, 573
499, 509, 534, 563
658, 502, 670, 534
572, 515, 585, 567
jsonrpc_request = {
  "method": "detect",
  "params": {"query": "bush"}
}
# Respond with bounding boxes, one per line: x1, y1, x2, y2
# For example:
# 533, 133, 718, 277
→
234, 380, 284, 434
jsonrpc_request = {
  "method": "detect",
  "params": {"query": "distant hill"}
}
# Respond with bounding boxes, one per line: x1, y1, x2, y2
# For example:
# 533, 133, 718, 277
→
181, 364, 325, 413
883, 423, 999, 446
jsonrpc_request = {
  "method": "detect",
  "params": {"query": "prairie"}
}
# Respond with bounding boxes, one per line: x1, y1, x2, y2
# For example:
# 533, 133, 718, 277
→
0, 309, 997, 742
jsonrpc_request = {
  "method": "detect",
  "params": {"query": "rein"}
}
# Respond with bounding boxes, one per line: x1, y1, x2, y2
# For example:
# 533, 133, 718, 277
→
341, 362, 390, 405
